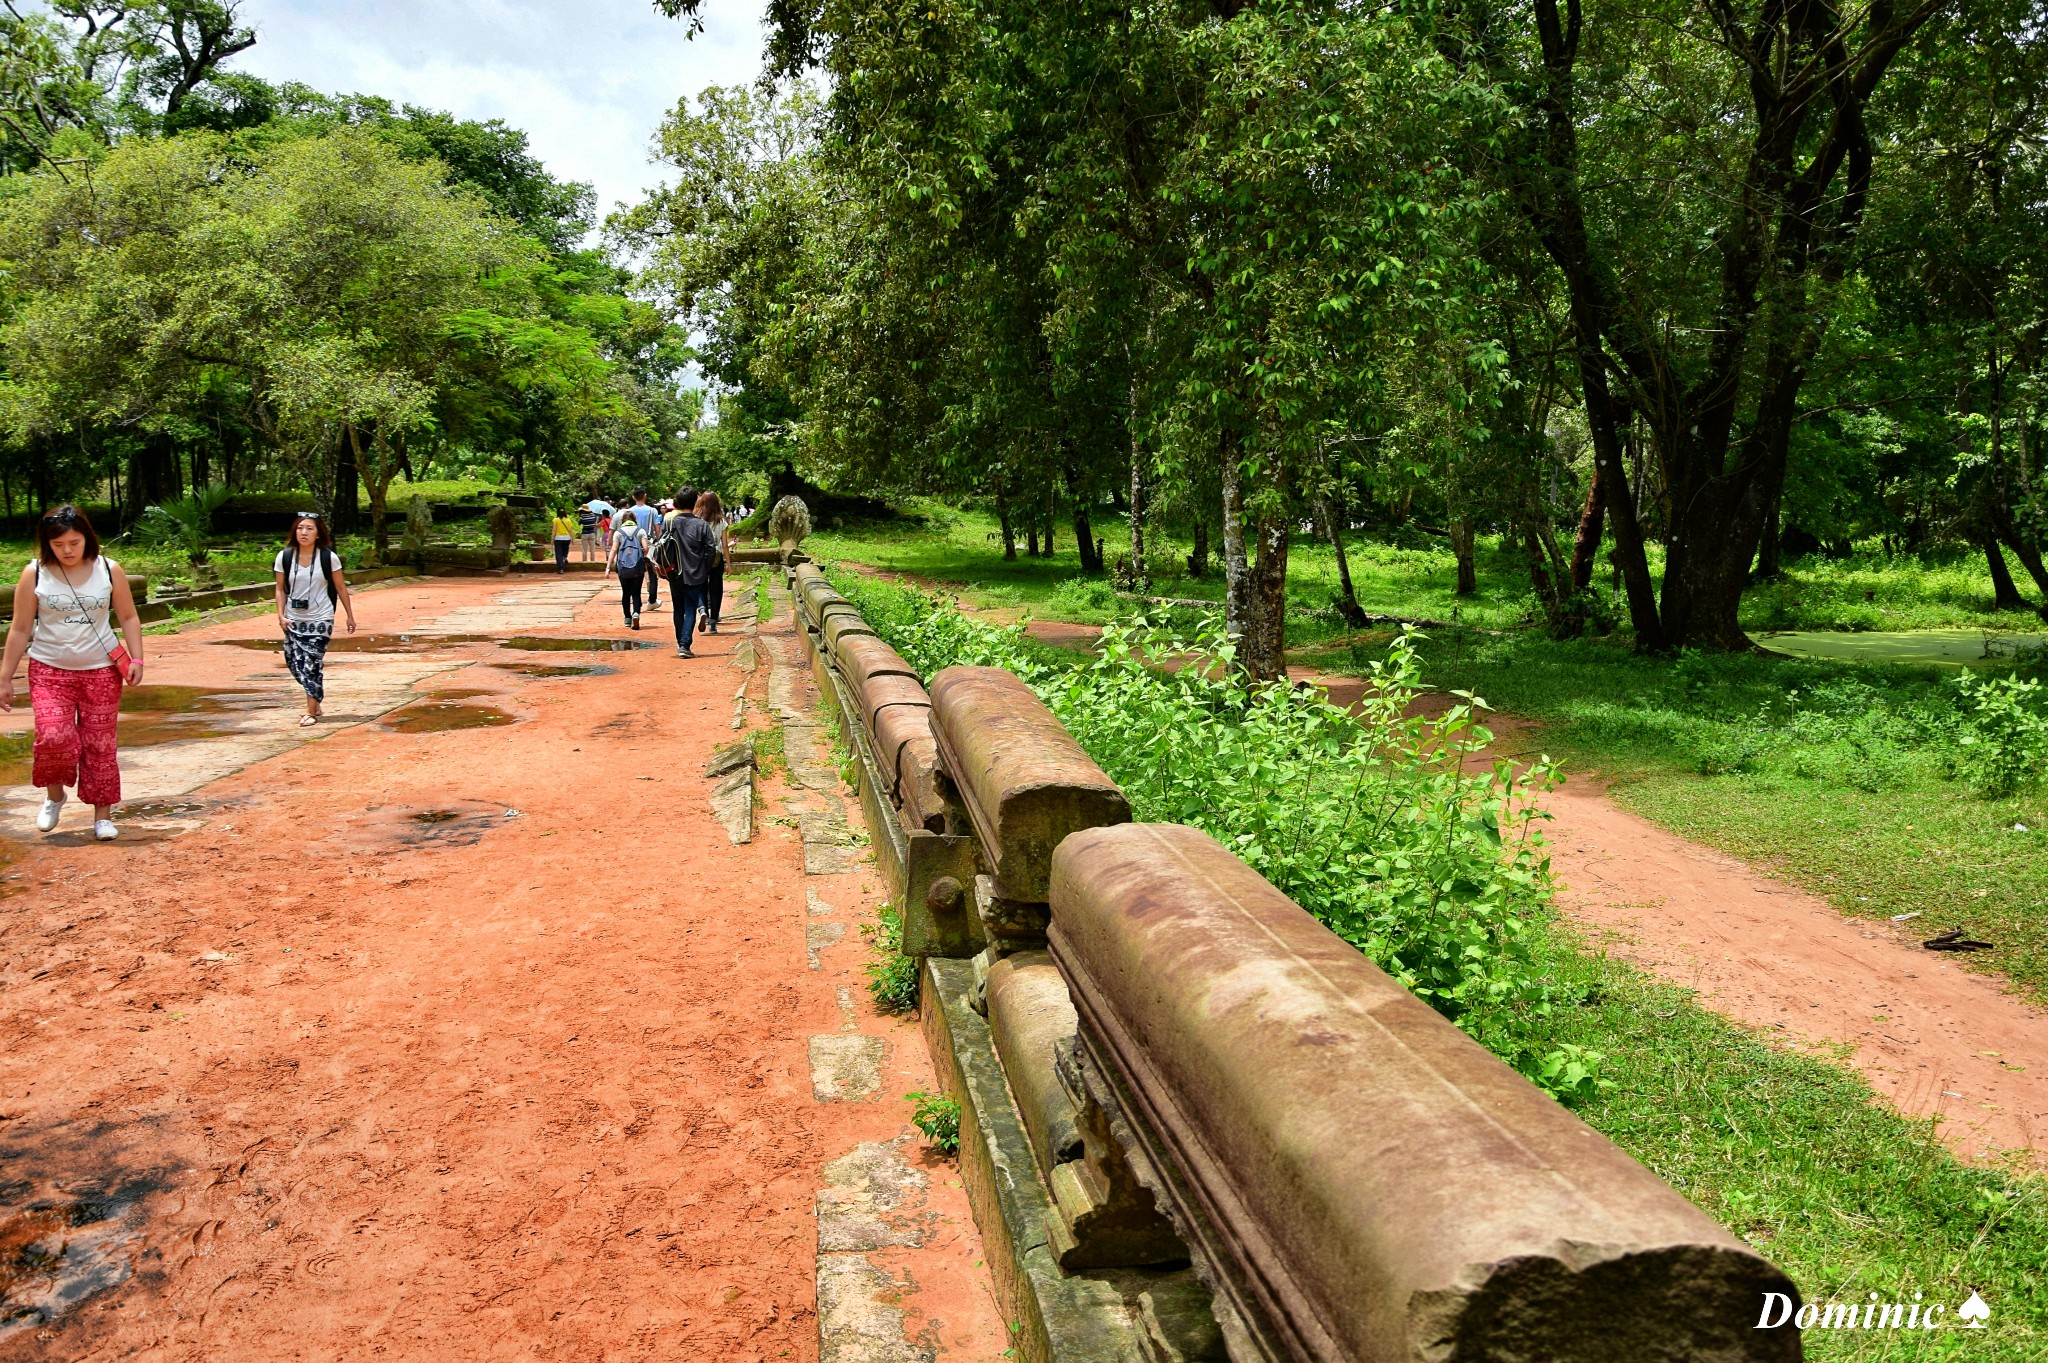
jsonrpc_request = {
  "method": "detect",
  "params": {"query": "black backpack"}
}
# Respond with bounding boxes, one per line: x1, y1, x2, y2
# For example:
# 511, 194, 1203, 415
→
279, 547, 338, 604
651, 517, 685, 578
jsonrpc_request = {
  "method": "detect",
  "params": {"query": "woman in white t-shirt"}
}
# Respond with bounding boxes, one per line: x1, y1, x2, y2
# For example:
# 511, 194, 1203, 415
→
0, 504, 146, 841
274, 513, 357, 726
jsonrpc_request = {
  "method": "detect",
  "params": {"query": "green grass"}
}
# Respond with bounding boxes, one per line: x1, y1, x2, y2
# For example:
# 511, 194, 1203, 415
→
821, 559, 2048, 1356
1396, 629, 2048, 1007
812, 502, 2035, 635
819, 509, 2048, 1002
1545, 939, 2047, 1358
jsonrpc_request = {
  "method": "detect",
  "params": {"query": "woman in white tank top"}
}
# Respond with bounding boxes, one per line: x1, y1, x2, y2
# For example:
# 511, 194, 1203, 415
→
0, 504, 146, 841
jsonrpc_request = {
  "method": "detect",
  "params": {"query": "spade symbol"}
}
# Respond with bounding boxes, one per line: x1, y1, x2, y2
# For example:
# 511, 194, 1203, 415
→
1958, 1292, 1991, 1328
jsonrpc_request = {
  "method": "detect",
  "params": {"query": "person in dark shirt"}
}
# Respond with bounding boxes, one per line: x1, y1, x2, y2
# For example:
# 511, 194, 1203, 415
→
664, 489, 721, 658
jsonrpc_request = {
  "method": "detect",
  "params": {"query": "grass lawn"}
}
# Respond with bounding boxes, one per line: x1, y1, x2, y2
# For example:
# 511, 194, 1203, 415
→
830, 563, 2048, 1359
818, 506, 2048, 1006
812, 501, 2037, 634
1402, 630, 2048, 1009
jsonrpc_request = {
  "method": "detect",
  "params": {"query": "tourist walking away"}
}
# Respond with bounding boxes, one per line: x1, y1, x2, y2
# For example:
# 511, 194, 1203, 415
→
275, 513, 358, 727
578, 503, 599, 561
608, 510, 650, 629
699, 492, 729, 634
551, 509, 576, 572
598, 509, 613, 558
0, 505, 145, 841
624, 488, 661, 609
659, 489, 721, 658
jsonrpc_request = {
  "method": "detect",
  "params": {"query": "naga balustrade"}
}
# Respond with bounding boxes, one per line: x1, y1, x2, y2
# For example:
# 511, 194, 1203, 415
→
785, 566, 1803, 1363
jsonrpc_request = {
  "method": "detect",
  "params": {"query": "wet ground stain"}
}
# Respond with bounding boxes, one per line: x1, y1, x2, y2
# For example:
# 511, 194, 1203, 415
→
3, 687, 277, 787
380, 701, 516, 734
0, 1172, 154, 1344
327, 802, 510, 850
499, 637, 652, 652
211, 634, 654, 655
490, 662, 609, 678
210, 632, 498, 653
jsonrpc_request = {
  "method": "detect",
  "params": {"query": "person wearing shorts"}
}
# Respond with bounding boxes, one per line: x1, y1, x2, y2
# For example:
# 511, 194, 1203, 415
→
0, 504, 146, 841
275, 512, 358, 726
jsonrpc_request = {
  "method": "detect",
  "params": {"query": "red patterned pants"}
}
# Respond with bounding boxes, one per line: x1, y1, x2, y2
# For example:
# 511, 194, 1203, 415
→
29, 660, 123, 805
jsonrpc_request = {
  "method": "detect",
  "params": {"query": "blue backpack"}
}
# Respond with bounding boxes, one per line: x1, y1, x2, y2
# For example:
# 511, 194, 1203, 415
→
616, 529, 644, 572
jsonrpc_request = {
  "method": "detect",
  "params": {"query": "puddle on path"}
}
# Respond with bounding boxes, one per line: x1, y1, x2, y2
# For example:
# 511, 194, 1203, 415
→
499, 637, 652, 652
3, 687, 277, 786
329, 801, 508, 850
212, 634, 651, 655
380, 700, 516, 734
490, 662, 609, 678
211, 633, 497, 654
0, 1184, 143, 1342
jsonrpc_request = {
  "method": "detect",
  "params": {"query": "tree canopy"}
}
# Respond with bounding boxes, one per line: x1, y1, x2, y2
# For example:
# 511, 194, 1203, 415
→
634, 0, 2048, 669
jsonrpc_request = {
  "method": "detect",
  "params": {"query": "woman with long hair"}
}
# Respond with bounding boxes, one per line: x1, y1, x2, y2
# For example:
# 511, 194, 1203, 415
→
697, 491, 729, 634
275, 512, 357, 726
0, 505, 146, 840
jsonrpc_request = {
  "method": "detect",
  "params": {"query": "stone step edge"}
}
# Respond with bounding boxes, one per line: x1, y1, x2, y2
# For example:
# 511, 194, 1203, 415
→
920, 957, 1221, 1363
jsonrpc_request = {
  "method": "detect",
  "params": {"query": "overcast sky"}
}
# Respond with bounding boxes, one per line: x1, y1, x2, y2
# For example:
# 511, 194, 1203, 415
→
234, 0, 772, 230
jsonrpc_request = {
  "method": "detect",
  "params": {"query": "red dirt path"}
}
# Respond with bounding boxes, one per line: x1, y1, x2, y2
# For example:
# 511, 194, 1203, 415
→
0, 575, 1004, 1360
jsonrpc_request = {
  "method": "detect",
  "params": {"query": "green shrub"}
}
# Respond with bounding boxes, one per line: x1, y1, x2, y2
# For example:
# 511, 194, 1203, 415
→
1046, 574, 1118, 618
1948, 672, 2048, 797
835, 573, 1596, 1091
862, 905, 920, 1013
907, 1091, 961, 1154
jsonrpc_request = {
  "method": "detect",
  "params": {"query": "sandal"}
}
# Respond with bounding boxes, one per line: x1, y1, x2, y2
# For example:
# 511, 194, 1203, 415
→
300, 714, 319, 727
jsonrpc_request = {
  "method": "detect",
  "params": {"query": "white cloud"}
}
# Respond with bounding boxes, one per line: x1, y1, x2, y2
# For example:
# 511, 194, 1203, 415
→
233, 0, 771, 228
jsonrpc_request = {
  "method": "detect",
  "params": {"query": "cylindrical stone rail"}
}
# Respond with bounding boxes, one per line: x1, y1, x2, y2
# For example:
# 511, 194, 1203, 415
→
1048, 822, 1802, 1363
928, 666, 1130, 903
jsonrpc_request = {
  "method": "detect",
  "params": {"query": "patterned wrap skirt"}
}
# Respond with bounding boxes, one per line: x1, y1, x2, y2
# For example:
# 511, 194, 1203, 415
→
284, 621, 333, 701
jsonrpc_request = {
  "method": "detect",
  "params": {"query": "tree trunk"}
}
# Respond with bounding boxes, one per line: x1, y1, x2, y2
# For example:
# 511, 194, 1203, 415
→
1221, 431, 1250, 645
1073, 504, 1103, 572
997, 496, 1017, 560
1449, 517, 1477, 596
1983, 535, 2032, 611
1027, 526, 1040, 557
1521, 519, 1566, 620
125, 434, 178, 526
1315, 491, 1367, 626
331, 425, 361, 534
1129, 439, 1148, 589
1568, 460, 1606, 590
1241, 512, 1291, 684
1755, 489, 1783, 581
361, 426, 392, 564
1188, 520, 1209, 578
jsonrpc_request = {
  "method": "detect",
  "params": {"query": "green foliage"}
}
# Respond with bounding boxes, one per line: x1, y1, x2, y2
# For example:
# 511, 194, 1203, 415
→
1948, 673, 2048, 798
861, 904, 919, 1014
838, 572, 1598, 1092
134, 482, 231, 563
906, 1091, 961, 1155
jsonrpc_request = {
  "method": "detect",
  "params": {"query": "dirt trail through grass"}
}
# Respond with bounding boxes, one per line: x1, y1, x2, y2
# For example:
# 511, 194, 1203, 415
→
0, 575, 1003, 1360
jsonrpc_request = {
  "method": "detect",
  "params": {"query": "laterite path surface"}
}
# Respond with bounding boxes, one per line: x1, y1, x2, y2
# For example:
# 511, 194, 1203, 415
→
0, 574, 1004, 1360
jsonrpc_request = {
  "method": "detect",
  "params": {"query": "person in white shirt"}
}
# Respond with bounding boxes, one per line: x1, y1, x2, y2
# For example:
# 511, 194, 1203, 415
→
0, 504, 146, 841
605, 512, 651, 628
274, 512, 358, 726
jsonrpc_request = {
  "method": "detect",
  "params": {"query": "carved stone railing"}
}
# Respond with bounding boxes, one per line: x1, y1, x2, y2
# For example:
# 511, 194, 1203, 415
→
786, 565, 1804, 1363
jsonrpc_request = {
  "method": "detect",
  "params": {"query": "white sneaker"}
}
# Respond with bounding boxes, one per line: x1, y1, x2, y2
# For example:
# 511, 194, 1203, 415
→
36, 798, 63, 833
93, 819, 118, 842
